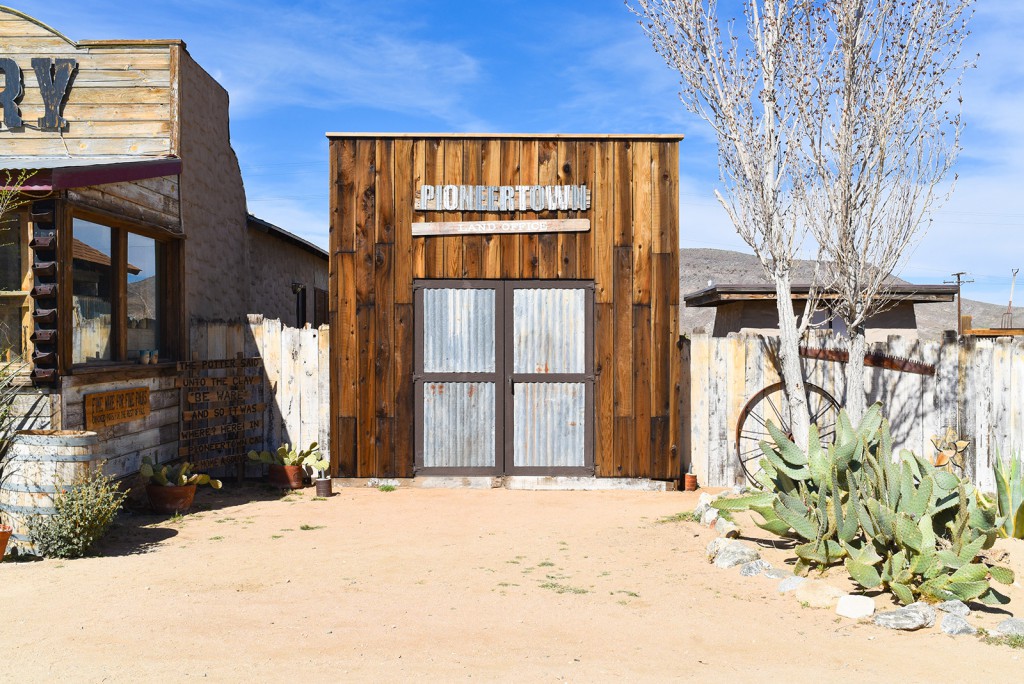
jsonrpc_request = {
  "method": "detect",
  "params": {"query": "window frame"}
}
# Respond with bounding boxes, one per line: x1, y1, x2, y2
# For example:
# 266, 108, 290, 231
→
0, 210, 33, 370
62, 206, 182, 373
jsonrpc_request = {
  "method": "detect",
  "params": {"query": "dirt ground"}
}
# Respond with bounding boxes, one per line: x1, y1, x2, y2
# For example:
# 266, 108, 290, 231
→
2, 484, 1023, 682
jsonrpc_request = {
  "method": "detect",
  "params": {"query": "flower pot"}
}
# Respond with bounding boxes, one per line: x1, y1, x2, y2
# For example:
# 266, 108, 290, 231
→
0, 524, 12, 560
146, 483, 197, 514
315, 477, 333, 497
269, 464, 305, 489
684, 473, 698, 491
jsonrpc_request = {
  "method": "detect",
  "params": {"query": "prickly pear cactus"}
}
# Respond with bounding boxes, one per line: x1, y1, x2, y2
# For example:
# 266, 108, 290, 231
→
712, 403, 1014, 606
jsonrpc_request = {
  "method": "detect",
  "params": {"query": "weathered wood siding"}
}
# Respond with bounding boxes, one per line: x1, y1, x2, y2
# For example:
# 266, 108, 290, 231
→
686, 332, 1024, 492
0, 9, 174, 156
329, 135, 682, 479
66, 175, 181, 234
189, 317, 330, 458
59, 370, 180, 478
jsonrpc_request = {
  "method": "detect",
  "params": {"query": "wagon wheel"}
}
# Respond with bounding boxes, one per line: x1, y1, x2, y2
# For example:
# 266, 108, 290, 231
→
735, 382, 839, 487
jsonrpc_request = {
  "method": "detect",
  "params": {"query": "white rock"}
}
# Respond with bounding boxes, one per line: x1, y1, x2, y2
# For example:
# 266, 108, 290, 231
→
694, 492, 716, 517
713, 540, 761, 569
706, 537, 730, 562
714, 517, 740, 538
701, 508, 720, 526
836, 594, 876, 619
778, 576, 808, 593
795, 581, 847, 609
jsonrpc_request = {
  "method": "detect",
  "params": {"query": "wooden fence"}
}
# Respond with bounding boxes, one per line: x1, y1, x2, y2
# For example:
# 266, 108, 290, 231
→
684, 332, 1024, 492
190, 316, 330, 458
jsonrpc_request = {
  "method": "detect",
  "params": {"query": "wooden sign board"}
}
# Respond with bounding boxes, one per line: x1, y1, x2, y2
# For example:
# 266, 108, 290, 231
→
414, 184, 591, 212
178, 354, 265, 472
412, 218, 590, 237
84, 387, 150, 430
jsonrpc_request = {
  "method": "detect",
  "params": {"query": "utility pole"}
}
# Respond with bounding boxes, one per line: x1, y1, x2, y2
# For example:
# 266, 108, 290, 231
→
945, 272, 974, 336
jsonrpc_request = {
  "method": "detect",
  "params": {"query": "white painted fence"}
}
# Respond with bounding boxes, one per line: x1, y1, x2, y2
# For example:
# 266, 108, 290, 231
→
190, 316, 330, 455
684, 332, 1024, 492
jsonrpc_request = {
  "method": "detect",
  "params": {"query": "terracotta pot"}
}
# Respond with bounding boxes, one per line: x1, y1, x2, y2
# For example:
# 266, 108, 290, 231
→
315, 478, 333, 498
146, 483, 197, 514
269, 464, 305, 489
684, 473, 698, 492
0, 524, 12, 560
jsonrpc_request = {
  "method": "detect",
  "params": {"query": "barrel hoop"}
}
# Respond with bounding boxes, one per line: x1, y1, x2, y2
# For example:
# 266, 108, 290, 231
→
14, 432, 100, 448
9, 451, 110, 463
0, 501, 56, 514
1, 482, 59, 494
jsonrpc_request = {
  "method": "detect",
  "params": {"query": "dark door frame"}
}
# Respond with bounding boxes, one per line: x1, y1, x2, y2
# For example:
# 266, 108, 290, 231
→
413, 279, 595, 477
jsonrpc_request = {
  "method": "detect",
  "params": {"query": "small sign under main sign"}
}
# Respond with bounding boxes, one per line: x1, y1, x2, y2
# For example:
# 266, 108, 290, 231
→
84, 387, 151, 430
412, 218, 590, 237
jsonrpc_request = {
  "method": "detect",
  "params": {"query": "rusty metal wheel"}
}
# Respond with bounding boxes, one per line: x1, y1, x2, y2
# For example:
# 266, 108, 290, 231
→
735, 381, 839, 487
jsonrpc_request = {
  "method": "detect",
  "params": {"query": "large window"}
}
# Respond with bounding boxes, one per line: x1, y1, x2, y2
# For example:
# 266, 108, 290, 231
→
71, 214, 174, 366
0, 214, 29, 361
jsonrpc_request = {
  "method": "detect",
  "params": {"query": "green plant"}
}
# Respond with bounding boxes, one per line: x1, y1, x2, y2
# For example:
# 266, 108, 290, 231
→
27, 464, 127, 558
657, 511, 701, 524
993, 450, 1024, 539
378, 484, 396, 492
714, 403, 1014, 606
139, 457, 222, 489
247, 441, 320, 467
306, 451, 330, 479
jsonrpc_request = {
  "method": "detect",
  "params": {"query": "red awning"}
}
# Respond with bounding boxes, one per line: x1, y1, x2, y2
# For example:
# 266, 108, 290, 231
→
0, 156, 182, 191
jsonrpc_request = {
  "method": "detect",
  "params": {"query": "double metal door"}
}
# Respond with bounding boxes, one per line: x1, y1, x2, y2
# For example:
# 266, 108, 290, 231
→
414, 280, 594, 476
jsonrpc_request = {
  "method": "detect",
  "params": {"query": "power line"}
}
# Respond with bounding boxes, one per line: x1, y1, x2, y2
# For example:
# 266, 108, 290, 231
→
944, 272, 975, 335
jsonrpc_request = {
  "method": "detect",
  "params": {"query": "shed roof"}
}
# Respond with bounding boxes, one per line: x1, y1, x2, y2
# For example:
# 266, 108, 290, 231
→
246, 214, 328, 261
684, 283, 959, 307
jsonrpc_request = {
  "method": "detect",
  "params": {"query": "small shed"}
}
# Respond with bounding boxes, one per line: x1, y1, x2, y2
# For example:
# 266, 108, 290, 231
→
683, 283, 958, 342
327, 134, 683, 481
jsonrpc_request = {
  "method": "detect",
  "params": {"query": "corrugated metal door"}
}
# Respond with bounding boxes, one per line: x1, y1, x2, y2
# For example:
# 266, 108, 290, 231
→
414, 280, 593, 476
505, 283, 593, 474
415, 282, 503, 474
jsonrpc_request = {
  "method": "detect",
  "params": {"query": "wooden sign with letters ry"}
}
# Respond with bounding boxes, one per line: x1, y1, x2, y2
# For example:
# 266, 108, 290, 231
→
84, 387, 151, 430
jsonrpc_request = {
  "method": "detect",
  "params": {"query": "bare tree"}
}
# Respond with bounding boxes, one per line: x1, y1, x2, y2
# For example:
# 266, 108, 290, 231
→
790, 0, 974, 421
628, 0, 824, 447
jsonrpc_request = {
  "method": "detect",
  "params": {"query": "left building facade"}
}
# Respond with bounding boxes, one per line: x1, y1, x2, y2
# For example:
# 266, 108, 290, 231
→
0, 8, 326, 481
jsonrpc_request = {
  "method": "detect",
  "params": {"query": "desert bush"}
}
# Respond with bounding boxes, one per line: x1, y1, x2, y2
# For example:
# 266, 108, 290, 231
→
714, 403, 1014, 606
28, 465, 127, 558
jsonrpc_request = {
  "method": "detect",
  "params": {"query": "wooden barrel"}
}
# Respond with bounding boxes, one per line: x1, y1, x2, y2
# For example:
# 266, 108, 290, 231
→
0, 430, 102, 553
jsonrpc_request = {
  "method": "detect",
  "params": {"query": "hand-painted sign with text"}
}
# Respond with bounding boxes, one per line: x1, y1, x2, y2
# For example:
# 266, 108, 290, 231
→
84, 387, 150, 430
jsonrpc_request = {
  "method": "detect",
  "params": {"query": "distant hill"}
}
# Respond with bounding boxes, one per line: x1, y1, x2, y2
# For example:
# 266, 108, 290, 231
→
679, 248, 1023, 340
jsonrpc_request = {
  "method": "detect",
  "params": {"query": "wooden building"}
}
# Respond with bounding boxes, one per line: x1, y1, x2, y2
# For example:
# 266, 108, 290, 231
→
684, 283, 958, 342
0, 8, 326, 478
328, 134, 682, 481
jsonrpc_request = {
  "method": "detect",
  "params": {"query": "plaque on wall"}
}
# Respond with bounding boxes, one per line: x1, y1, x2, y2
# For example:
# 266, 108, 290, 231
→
84, 387, 151, 429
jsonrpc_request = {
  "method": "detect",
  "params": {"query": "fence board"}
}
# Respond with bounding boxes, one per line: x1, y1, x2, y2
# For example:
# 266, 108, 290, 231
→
685, 332, 1024, 490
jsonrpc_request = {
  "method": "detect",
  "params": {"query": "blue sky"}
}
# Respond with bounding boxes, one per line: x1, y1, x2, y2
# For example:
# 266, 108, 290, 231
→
12, 0, 1024, 304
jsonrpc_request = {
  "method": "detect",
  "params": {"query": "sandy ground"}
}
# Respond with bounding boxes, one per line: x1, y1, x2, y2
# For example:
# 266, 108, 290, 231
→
2, 484, 1023, 683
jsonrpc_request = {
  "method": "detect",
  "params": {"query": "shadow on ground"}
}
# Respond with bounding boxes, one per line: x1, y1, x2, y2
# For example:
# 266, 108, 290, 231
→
95, 481, 302, 558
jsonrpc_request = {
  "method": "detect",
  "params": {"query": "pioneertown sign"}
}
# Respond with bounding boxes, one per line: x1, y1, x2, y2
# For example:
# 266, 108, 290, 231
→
0, 57, 78, 131
413, 183, 592, 237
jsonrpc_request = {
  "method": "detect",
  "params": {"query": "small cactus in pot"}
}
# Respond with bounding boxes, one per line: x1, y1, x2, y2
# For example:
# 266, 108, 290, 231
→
248, 442, 320, 489
140, 456, 222, 514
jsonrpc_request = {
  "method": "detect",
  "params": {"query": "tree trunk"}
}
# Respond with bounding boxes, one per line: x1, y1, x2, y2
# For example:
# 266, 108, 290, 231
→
845, 326, 867, 424
774, 276, 810, 450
